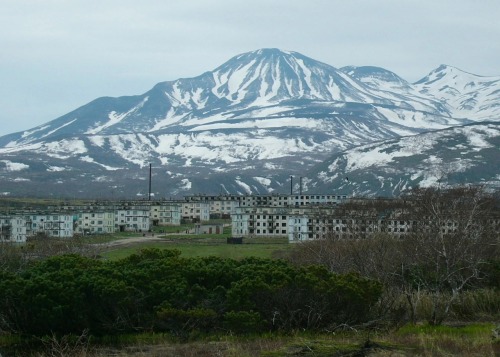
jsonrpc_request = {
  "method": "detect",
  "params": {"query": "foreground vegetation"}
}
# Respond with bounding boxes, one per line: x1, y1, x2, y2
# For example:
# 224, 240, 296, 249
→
1, 322, 499, 356
0, 186, 499, 356
0, 250, 382, 335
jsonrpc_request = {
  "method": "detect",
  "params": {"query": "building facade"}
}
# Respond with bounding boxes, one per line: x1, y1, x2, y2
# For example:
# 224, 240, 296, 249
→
75, 210, 115, 235
115, 207, 151, 232
27, 213, 74, 238
150, 202, 182, 226
231, 206, 292, 237
181, 202, 210, 222
0, 215, 27, 243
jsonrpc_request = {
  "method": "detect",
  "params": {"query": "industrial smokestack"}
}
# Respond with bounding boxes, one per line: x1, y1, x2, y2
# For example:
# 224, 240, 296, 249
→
299, 177, 302, 195
290, 175, 293, 195
148, 163, 152, 201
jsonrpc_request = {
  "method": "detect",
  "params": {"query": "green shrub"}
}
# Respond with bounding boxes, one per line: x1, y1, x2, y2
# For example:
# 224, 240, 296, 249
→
223, 310, 266, 334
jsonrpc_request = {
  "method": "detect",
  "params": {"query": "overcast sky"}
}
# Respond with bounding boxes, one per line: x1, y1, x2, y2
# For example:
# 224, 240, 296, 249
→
1, 0, 499, 137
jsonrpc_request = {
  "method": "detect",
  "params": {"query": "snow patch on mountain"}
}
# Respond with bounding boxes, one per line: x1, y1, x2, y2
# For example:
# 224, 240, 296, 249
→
86, 97, 149, 135
0, 160, 29, 171
179, 178, 192, 190
188, 117, 323, 132
155, 131, 323, 165
235, 179, 252, 194
253, 176, 274, 192
150, 107, 187, 131
20, 125, 50, 140
46, 165, 66, 172
375, 106, 462, 129
105, 134, 154, 167
12, 177, 30, 182
79, 156, 121, 170
43, 139, 87, 159
462, 125, 497, 149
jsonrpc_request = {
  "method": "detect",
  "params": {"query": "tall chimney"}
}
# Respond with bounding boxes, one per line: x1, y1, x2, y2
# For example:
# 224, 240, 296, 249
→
148, 163, 152, 201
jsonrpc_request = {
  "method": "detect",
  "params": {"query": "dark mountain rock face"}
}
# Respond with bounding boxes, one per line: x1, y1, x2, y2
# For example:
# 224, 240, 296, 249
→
0, 49, 498, 198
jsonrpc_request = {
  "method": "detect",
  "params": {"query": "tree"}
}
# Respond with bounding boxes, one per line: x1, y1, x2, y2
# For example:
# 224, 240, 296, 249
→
287, 186, 499, 325
397, 186, 499, 325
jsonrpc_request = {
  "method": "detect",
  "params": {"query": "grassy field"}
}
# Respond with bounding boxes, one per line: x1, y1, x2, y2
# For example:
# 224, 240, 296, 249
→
101, 239, 291, 260
4, 323, 497, 356
96, 223, 292, 261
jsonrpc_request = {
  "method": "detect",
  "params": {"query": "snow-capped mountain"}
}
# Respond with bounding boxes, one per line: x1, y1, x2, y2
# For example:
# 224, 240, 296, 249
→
414, 64, 500, 121
0, 49, 498, 198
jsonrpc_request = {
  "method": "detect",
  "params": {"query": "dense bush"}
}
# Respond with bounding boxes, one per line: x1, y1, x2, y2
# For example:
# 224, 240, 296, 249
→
0, 249, 382, 337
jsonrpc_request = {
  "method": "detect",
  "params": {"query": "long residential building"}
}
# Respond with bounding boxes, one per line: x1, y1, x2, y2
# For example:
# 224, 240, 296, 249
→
232, 196, 500, 242
185, 193, 348, 214
230, 204, 423, 241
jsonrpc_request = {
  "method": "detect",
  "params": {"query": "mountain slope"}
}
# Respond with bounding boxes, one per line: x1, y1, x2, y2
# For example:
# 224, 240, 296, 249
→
305, 122, 500, 197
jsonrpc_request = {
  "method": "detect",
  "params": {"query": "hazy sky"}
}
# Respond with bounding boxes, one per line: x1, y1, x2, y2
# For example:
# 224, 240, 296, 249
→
1, 0, 499, 136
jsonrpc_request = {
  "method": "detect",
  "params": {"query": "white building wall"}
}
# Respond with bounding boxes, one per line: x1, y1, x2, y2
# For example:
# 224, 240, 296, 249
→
287, 215, 310, 242
150, 203, 181, 226
231, 211, 250, 236
76, 211, 115, 234
116, 209, 150, 232
232, 206, 289, 237
182, 202, 210, 221
0, 216, 27, 243
29, 213, 74, 238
